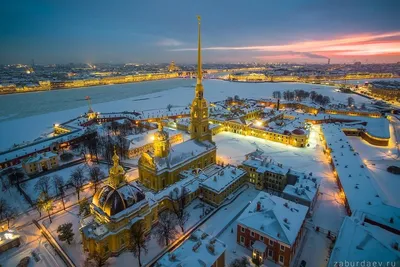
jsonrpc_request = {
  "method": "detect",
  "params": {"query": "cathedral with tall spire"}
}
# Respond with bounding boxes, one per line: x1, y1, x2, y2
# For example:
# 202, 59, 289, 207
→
138, 16, 216, 192
190, 16, 213, 143
81, 16, 224, 260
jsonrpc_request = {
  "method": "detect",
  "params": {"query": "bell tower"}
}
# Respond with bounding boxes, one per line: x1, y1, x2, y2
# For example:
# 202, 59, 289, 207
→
153, 121, 170, 158
190, 16, 213, 143
109, 147, 125, 188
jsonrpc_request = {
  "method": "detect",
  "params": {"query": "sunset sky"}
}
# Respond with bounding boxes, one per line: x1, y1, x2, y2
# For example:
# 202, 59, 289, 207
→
1, 0, 399, 64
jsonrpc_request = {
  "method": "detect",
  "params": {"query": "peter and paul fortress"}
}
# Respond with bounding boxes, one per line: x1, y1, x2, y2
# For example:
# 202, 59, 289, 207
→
81, 16, 217, 257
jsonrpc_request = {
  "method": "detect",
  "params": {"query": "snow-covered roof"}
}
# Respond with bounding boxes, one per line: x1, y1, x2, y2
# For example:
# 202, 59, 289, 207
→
237, 192, 308, 246
126, 127, 181, 150
329, 217, 400, 264
199, 165, 246, 194
322, 124, 387, 212
242, 156, 288, 176
283, 175, 321, 203
22, 151, 58, 164
155, 169, 209, 201
151, 140, 216, 173
156, 229, 226, 267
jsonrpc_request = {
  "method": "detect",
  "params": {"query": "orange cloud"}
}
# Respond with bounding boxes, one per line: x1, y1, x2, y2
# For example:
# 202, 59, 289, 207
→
173, 31, 400, 60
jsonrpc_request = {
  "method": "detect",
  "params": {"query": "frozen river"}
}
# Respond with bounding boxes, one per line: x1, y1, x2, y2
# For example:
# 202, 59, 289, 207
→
0, 79, 372, 150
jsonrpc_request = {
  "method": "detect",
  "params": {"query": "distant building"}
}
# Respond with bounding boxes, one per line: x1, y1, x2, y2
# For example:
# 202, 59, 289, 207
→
236, 192, 308, 266
22, 151, 59, 175
156, 229, 226, 267
168, 60, 180, 72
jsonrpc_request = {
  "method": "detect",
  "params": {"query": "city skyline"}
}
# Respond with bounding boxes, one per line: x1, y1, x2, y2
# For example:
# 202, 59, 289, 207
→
1, 0, 400, 64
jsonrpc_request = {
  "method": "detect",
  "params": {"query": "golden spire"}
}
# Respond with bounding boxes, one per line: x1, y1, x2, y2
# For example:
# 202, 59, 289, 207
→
197, 15, 202, 85
194, 15, 204, 99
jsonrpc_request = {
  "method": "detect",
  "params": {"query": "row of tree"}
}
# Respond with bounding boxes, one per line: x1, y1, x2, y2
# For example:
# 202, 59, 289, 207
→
32, 165, 105, 223
272, 90, 331, 106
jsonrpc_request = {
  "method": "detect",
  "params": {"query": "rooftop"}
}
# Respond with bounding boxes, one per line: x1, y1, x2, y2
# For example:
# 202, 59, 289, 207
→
237, 192, 308, 246
199, 165, 246, 194
156, 229, 226, 267
329, 217, 400, 264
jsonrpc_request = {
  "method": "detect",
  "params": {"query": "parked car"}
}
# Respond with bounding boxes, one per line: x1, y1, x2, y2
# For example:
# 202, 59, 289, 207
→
300, 260, 307, 267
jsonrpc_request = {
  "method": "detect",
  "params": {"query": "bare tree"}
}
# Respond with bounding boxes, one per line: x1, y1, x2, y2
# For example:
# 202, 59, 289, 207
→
69, 166, 86, 200
6, 167, 25, 187
272, 91, 281, 99
347, 97, 355, 107
89, 166, 105, 193
229, 256, 251, 267
37, 192, 54, 222
310, 91, 317, 102
128, 221, 150, 267
78, 198, 90, 217
167, 104, 173, 111
34, 176, 52, 197
169, 187, 190, 232
0, 198, 16, 228
361, 103, 366, 110
154, 211, 179, 247
84, 251, 109, 267
52, 175, 66, 210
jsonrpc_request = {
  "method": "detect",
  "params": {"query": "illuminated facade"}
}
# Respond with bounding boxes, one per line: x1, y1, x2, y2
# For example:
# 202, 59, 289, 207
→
22, 151, 59, 175
138, 16, 216, 192
81, 149, 158, 257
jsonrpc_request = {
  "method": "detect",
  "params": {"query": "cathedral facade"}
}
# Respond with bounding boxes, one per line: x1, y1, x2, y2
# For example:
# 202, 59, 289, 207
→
81, 16, 217, 258
138, 16, 216, 192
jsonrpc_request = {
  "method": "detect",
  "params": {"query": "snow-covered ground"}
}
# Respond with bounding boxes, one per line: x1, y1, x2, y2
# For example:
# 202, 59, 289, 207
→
21, 162, 109, 202
213, 126, 347, 267
347, 132, 400, 208
0, 223, 66, 267
0, 79, 371, 151
43, 197, 212, 267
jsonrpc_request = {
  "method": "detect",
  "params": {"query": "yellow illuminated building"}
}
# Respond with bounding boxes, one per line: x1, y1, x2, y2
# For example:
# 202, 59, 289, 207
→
81, 149, 158, 257
138, 16, 216, 192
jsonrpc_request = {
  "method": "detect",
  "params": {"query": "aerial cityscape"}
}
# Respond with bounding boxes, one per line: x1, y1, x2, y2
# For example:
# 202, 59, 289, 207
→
1, 1, 400, 267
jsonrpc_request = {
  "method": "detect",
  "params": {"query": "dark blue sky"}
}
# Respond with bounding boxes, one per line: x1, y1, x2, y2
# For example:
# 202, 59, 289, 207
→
1, 0, 399, 64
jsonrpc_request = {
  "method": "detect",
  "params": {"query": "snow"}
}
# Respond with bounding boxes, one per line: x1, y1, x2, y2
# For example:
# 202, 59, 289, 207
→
329, 217, 400, 264
43, 205, 86, 266
152, 139, 216, 172
21, 162, 109, 202
0, 223, 66, 267
237, 192, 309, 246
199, 165, 246, 194
156, 229, 226, 267
346, 133, 400, 208
0, 79, 371, 151
321, 124, 392, 212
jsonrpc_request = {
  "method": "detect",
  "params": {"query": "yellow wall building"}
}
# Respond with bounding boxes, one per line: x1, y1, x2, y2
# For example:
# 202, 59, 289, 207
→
22, 152, 59, 175
138, 16, 216, 192
81, 149, 158, 257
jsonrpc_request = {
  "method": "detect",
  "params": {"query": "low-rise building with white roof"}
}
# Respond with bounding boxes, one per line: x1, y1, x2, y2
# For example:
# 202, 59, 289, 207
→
328, 216, 400, 266
199, 164, 247, 206
236, 192, 308, 267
